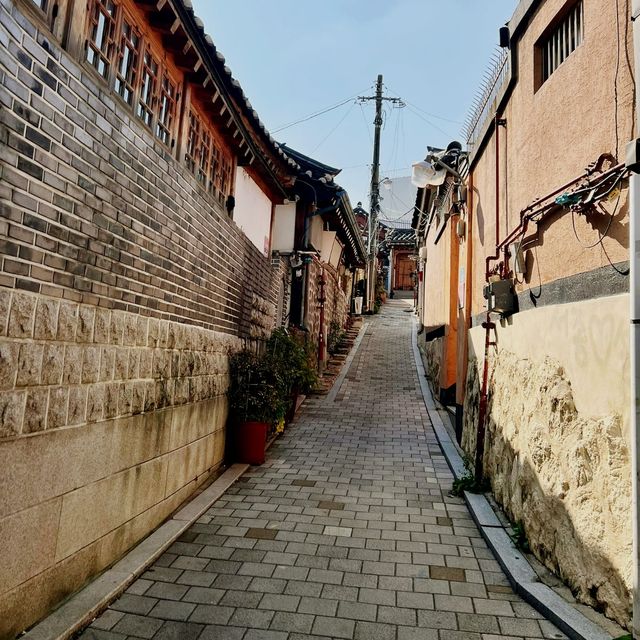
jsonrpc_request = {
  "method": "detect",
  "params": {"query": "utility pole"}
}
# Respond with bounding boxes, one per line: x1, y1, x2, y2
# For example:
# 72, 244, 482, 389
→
358, 75, 403, 311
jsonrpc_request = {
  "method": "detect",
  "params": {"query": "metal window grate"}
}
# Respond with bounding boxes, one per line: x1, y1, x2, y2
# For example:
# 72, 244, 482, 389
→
541, 1, 583, 83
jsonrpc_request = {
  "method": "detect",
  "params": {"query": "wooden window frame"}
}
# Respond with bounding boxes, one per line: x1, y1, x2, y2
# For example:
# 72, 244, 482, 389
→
83, 0, 183, 151
186, 104, 235, 203
18, 0, 67, 40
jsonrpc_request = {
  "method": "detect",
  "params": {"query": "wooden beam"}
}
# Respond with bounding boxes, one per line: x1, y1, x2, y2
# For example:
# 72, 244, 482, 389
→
156, 0, 167, 10
193, 58, 202, 73
182, 41, 192, 55
170, 18, 181, 34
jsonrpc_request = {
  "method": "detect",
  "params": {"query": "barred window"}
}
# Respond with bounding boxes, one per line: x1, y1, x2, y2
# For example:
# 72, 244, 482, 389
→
86, 0, 117, 78
539, 2, 583, 84
114, 16, 140, 105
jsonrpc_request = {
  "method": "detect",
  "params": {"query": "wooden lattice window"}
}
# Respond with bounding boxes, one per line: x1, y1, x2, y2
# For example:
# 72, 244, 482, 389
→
84, 0, 182, 148
114, 14, 140, 105
86, 0, 117, 79
156, 72, 178, 146
185, 110, 200, 174
31, 0, 48, 9
187, 108, 233, 199
137, 48, 158, 127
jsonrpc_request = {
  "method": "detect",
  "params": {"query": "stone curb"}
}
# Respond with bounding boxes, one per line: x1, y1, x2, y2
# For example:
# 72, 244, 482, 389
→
410, 321, 613, 640
21, 463, 249, 640
326, 321, 369, 402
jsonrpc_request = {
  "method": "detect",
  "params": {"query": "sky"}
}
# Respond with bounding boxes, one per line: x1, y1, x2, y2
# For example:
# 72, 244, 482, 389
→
192, 0, 517, 223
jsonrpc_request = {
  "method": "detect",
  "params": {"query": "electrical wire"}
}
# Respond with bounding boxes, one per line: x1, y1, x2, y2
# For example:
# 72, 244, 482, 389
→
383, 83, 463, 125
272, 93, 364, 133
359, 102, 373, 145
311, 101, 356, 153
404, 103, 457, 140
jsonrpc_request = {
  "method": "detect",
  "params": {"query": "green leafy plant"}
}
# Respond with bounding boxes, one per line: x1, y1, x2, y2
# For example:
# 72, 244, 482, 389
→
266, 327, 318, 395
509, 521, 530, 552
327, 320, 346, 356
613, 635, 631, 640
227, 349, 288, 426
451, 456, 490, 496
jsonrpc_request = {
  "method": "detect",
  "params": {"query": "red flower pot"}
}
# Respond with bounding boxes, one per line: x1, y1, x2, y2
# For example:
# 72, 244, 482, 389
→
235, 421, 267, 465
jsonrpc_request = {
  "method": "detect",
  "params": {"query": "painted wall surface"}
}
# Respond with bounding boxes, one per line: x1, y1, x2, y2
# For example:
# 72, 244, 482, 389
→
463, 294, 631, 627
469, 0, 633, 315
234, 167, 273, 257
458, 0, 633, 629
272, 202, 296, 253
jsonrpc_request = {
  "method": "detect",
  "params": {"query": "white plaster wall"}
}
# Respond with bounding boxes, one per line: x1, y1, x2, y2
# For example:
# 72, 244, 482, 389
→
272, 202, 296, 253
468, 294, 630, 434
234, 167, 272, 257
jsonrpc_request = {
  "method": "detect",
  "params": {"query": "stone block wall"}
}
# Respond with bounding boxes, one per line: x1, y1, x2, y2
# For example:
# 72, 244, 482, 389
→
0, 1, 279, 635
462, 295, 631, 629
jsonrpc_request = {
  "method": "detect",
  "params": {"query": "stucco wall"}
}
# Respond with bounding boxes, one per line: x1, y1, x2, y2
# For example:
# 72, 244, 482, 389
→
469, 0, 633, 316
462, 294, 631, 628
234, 167, 273, 257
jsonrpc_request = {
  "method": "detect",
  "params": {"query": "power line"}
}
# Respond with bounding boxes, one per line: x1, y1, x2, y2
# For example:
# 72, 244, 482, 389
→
272, 93, 364, 133
383, 83, 463, 125
311, 101, 356, 153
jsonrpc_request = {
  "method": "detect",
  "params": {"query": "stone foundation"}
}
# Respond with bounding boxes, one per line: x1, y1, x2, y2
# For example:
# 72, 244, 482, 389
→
462, 348, 631, 628
0, 290, 242, 637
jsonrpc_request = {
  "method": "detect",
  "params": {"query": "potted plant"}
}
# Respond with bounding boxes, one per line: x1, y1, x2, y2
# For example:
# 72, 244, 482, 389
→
227, 349, 288, 465
266, 328, 318, 424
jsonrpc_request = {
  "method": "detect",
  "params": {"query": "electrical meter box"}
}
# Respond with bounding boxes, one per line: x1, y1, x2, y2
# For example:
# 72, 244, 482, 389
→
483, 278, 516, 316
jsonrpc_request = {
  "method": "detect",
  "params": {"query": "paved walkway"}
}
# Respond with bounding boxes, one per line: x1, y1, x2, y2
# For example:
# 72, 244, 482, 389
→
81, 302, 565, 640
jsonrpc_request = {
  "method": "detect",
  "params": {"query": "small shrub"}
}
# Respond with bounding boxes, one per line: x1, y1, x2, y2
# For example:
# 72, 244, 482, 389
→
451, 456, 490, 496
509, 521, 530, 552
327, 320, 346, 355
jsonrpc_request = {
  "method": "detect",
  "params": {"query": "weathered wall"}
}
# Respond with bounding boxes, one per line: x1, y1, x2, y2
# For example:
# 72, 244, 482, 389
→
469, 0, 633, 316
0, 2, 278, 636
462, 294, 631, 628
306, 260, 349, 364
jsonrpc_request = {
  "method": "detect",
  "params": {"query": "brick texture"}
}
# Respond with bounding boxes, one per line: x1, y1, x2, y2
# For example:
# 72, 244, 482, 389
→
0, 0, 278, 338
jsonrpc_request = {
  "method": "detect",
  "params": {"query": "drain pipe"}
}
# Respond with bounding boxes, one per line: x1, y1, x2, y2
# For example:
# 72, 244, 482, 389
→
475, 114, 504, 481
631, 3, 640, 638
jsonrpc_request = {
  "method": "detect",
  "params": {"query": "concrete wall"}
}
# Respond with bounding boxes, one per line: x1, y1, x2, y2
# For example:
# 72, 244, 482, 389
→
469, 0, 633, 316
0, 1, 279, 635
234, 166, 273, 257
462, 294, 631, 626
458, 0, 633, 628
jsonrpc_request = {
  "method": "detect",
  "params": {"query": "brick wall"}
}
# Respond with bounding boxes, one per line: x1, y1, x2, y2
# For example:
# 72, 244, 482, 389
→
0, 1, 275, 336
306, 260, 349, 364
0, 1, 280, 635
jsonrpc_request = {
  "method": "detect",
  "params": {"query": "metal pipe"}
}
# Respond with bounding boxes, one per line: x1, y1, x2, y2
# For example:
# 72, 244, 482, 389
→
476, 114, 503, 480
631, 2, 640, 636
485, 115, 504, 281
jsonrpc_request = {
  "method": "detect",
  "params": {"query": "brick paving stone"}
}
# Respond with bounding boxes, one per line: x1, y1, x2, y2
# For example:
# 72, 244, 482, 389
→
81, 303, 565, 640
152, 621, 203, 640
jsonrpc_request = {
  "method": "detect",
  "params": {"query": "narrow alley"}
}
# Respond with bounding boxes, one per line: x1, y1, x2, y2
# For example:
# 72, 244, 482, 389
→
80, 302, 565, 640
